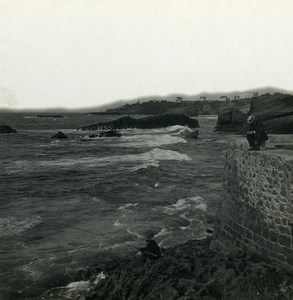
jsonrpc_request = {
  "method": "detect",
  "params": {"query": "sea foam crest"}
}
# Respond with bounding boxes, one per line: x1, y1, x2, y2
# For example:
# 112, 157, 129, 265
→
164, 196, 207, 215
0, 216, 42, 237
39, 148, 192, 169
118, 133, 187, 148
166, 125, 193, 134
131, 148, 192, 171
118, 203, 139, 210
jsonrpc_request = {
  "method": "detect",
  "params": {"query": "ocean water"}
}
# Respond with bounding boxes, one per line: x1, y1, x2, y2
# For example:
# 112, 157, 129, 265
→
0, 113, 227, 299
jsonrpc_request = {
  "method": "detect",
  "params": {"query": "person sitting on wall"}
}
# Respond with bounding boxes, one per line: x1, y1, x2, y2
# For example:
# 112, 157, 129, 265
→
246, 115, 268, 151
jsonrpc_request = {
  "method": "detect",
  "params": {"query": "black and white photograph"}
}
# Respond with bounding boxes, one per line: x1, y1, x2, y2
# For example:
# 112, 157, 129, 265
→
0, 1, 292, 299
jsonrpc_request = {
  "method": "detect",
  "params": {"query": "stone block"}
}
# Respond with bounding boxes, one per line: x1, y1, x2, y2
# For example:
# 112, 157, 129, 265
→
266, 240, 275, 252
263, 228, 270, 239
245, 230, 252, 240
277, 226, 291, 236
278, 234, 292, 248
254, 224, 262, 236
269, 231, 278, 243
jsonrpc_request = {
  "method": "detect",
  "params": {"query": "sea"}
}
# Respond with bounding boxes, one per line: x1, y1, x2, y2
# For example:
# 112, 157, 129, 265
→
0, 113, 228, 299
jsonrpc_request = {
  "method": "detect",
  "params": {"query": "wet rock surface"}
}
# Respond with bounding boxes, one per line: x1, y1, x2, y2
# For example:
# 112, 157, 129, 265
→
0, 125, 17, 134
40, 237, 293, 300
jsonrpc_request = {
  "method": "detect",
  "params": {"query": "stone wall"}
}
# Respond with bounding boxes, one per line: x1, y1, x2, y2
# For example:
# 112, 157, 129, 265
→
212, 136, 293, 267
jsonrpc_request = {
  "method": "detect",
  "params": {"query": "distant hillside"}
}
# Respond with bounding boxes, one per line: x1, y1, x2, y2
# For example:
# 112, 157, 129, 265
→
86, 87, 292, 114
97, 98, 251, 116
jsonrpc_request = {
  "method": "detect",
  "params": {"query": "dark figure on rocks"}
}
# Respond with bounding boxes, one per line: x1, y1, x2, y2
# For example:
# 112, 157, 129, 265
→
140, 232, 161, 263
246, 116, 268, 151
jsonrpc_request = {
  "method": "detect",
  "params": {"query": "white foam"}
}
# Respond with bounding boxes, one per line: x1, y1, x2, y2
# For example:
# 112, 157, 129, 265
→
94, 271, 106, 284
154, 228, 169, 237
38, 148, 192, 169
154, 182, 160, 188
127, 228, 143, 239
118, 133, 187, 148
92, 197, 103, 203
0, 216, 42, 236
166, 125, 194, 135
66, 280, 90, 291
180, 226, 188, 230
164, 196, 207, 215
131, 161, 159, 171
180, 213, 193, 222
113, 221, 122, 227
118, 203, 139, 210
19, 262, 42, 279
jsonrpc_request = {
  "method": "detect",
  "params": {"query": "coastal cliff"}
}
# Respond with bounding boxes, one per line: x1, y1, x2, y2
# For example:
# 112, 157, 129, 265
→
40, 136, 293, 300
215, 93, 293, 134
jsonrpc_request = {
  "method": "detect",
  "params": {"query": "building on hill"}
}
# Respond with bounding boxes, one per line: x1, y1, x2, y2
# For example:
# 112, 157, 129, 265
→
219, 96, 229, 101
239, 92, 259, 99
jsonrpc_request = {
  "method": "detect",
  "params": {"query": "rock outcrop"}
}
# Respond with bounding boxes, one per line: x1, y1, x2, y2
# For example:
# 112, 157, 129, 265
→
98, 130, 121, 137
40, 237, 293, 300
214, 108, 246, 132
249, 93, 293, 134
215, 93, 293, 133
51, 131, 67, 139
0, 125, 17, 134
78, 114, 199, 131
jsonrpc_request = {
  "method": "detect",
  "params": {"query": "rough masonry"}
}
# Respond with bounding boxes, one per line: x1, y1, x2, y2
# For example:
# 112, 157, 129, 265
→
212, 135, 293, 268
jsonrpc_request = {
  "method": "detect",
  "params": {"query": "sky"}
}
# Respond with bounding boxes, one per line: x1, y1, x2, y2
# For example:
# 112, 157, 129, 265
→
0, 0, 293, 109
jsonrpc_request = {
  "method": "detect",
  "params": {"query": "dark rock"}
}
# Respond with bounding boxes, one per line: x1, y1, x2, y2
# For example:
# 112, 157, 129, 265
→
40, 237, 293, 300
99, 130, 121, 137
0, 125, 17, 134
77, 114, 199, 131
249, 93, 293, 134
51, 131, 67, 139
215, 93, 293, 134
214, 108, 246, 132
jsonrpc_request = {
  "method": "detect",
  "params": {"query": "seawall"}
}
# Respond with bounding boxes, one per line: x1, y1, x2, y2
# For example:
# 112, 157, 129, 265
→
212, 135, 293, 268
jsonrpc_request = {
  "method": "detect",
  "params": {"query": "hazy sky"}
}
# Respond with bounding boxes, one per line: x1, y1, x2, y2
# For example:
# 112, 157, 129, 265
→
0, 0, 293, 109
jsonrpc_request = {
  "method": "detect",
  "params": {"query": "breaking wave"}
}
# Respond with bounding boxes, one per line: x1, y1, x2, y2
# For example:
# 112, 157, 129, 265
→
118, 203, 139, 210
0, 216, 43, 237
38, 148, 191, 169
118, 133, 187, 148
164, 196, 207, 215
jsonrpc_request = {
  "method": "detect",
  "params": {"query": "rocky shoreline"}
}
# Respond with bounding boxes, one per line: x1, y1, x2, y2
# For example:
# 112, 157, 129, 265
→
214, 93, 293, 134
40, 237, 293, 300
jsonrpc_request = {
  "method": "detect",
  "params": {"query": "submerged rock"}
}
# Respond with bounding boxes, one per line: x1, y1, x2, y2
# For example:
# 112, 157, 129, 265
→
0, 125, 17, 134
77, 114, 199, 131
51, 131, 67, 139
